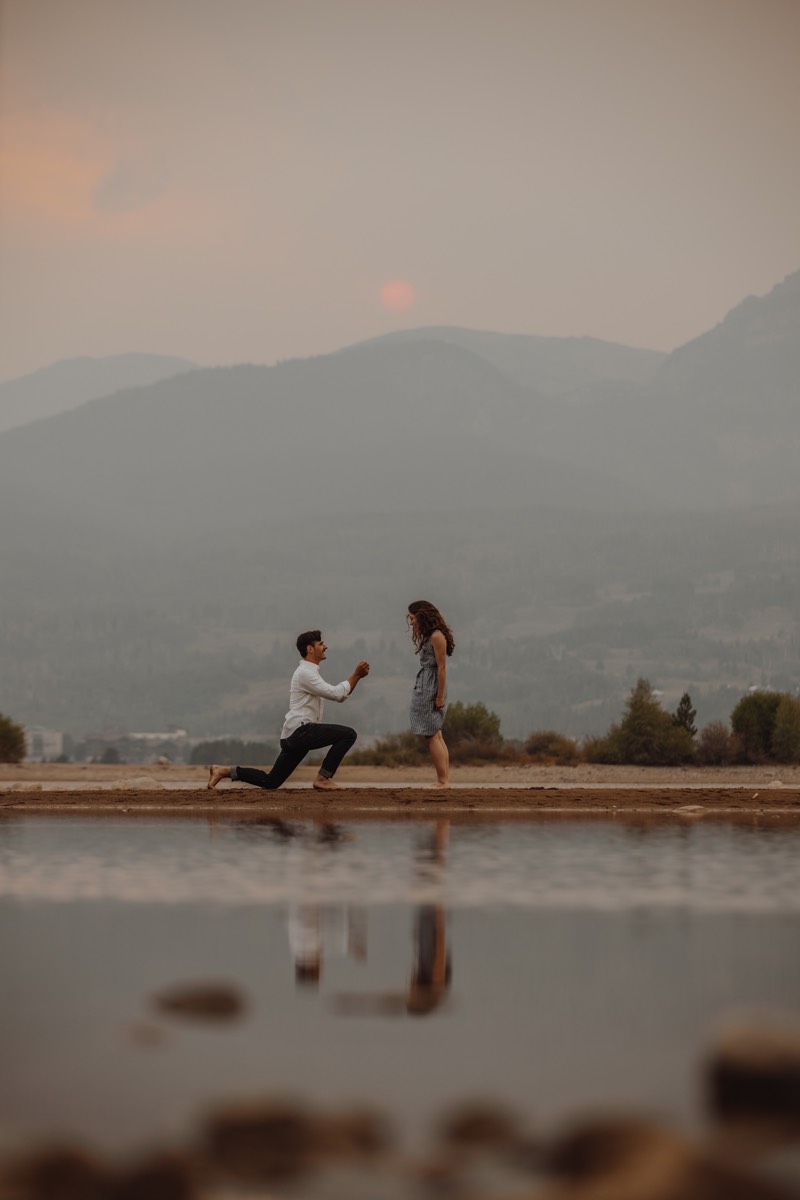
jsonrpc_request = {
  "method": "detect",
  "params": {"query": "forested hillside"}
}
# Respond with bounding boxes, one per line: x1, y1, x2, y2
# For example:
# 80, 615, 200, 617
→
3, 503, 798, 739
2, 271, 798, 740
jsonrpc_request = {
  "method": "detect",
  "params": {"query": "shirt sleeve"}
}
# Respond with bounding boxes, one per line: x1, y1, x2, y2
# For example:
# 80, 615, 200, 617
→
300, 665, 351, 703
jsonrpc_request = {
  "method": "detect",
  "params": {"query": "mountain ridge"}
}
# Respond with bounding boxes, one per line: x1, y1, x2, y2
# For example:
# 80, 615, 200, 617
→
1, 270, 798, 738
0, 352, 198, 434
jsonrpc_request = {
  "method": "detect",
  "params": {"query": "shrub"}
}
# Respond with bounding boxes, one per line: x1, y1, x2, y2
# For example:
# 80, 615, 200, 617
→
351, 701, 507, 766
349, 731, 427, 767
443, 701, 505, 764
443, 702, 502, 747
582, 727, 624, 764
696, 721, 735, 766
449, 738, 506, 764
0, 713, 26, 763
525, 730, 580, 764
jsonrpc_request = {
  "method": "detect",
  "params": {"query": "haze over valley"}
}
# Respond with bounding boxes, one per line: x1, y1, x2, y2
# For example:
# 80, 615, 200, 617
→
2, 271, 798, 745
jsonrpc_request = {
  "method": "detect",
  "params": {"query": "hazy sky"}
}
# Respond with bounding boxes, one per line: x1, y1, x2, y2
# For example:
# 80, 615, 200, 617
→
1, 0, 798, 382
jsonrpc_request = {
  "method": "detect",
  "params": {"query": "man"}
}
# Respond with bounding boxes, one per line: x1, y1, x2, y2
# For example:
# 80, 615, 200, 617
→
207, 630, 369, 793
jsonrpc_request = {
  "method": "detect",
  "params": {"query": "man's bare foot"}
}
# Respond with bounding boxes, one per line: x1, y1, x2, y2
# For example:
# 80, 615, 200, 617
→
207, 765, 230, 790
434, 780, 450, 789
313, 775, 339, 791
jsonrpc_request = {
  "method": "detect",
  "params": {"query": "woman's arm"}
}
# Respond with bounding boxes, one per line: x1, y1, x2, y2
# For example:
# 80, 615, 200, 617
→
431, 630, 447, 709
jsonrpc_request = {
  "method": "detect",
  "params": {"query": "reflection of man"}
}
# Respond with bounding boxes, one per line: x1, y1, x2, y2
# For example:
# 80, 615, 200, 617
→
208, 631, 369, 793
289, 905, 323, 986
289, 903, 367, 988
286, 820, 367, 990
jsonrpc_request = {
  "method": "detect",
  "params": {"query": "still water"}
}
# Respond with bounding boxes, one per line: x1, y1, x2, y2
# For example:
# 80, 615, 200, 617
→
0, 813, 798, 1156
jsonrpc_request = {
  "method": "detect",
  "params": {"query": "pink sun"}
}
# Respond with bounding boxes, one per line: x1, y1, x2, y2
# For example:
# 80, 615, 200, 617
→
379, 277, 416, 311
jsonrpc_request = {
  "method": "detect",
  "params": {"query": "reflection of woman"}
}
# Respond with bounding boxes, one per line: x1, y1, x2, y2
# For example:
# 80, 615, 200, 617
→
408, 819, 451, 1014
407, 600, 455, 788
407, 906, 451, 1015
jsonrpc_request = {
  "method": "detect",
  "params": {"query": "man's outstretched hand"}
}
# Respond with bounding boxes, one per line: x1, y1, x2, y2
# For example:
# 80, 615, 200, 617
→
348, 659, 370, 692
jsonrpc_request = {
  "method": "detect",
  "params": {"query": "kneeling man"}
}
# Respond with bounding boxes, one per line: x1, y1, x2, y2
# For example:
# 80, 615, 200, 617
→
208, 630, 369, 793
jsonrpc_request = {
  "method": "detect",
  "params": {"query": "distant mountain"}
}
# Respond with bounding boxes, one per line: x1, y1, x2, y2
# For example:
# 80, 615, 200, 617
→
1, 272, 799, 739
487, 269, 800, 510
351, 273, 800, 509
359, 326, 665, 396
0, 352, 197, 433
0, 339, 658, 544
658, 269, 800, 405
648, 269, 800, 506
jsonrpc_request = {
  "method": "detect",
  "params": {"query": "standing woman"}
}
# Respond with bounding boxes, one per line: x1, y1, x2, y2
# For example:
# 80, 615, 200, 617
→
407, 600, 455, 788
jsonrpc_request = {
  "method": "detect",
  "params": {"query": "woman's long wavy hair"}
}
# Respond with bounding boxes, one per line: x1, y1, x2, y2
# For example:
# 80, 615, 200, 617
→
408, 601, 455, 657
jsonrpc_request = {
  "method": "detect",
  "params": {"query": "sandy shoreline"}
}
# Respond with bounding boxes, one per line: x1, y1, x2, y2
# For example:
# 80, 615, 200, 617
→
3, 762, 800, 818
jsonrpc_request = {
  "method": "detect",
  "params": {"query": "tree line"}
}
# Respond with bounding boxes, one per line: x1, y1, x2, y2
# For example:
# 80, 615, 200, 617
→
350, 683, 800, 768
3, 684, 799, 766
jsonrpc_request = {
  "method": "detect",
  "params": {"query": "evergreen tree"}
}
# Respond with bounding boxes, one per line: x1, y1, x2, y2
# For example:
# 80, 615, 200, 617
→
672, 692, 698, 738
586, 679, 694, 765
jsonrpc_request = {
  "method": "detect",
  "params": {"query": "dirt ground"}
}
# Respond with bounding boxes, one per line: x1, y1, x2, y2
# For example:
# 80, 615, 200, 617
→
2, 761, 800, 818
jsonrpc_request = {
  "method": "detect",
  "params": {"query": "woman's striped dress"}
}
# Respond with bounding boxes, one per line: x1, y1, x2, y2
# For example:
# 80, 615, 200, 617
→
410, 639, 447, 735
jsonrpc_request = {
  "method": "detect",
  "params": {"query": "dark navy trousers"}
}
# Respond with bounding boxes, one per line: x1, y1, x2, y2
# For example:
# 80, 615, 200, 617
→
232, 722, 357, 789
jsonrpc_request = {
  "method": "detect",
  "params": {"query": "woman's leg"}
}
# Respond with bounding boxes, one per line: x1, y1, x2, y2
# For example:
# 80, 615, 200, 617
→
426, 730, 450, 787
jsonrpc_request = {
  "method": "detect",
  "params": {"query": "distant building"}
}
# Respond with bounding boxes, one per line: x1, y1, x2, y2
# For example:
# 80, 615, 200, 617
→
24, 726, 64, 762
128, 729, 189, 745
80, 729, 190, 764
126, 729, 190, 763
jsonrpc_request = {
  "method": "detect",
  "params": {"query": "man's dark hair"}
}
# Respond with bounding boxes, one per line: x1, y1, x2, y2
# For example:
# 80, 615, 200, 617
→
296, 629, 322, 658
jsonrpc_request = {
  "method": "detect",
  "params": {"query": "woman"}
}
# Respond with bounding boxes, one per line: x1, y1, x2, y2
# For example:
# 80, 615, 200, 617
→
407, 600, 455, 788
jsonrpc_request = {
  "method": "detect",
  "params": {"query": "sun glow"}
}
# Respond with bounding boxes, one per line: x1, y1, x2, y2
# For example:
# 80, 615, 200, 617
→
379, 277, 416, 311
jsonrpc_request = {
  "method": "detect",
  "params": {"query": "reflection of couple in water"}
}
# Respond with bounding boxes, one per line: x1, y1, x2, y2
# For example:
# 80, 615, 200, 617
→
292, 818, 451, 1018
207, 600, 455, 792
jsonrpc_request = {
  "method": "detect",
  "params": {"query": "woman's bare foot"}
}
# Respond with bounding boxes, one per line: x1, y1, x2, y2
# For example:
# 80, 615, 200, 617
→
207, 765, 230, 790
313, 775, 339, 791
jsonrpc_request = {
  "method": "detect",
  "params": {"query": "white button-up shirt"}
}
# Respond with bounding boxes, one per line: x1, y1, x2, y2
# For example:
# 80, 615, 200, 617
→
280, 660, 351, 739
